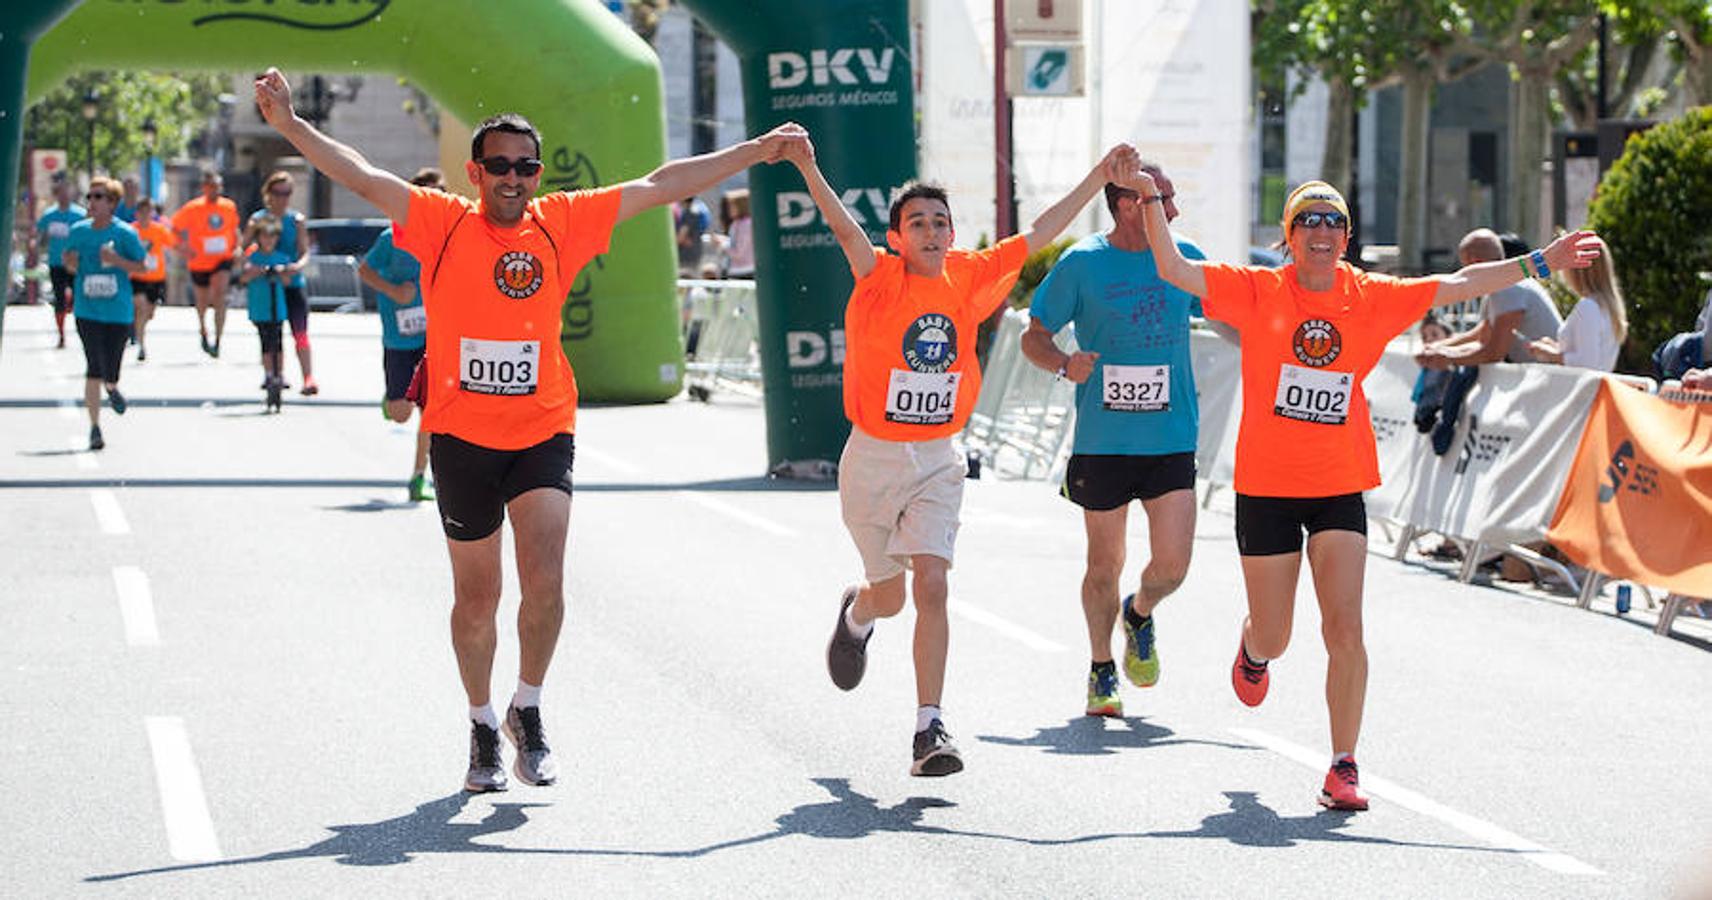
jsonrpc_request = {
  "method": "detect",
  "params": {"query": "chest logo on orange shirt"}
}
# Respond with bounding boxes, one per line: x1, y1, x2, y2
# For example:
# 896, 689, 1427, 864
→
208, 213, 224, 229
1292, 318, 1342, 367
902, 313, 957, 373
494, 251, 544, 299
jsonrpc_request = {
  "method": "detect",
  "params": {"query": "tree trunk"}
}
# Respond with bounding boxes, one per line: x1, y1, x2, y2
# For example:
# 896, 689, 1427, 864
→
1507, 68, 1551, 245
1319, 76, 1354, 194
1397, 70, 1433, 273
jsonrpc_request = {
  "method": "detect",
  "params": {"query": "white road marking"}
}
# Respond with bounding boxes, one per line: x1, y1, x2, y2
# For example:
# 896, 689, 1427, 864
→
58, 397, 79, 420
112, 566, 159, 646
144, 717, 222, 862
949, 599, 1067, 652
66, 434, 96, 470
676, 491, 796, 537
1231, 727, 1603, 876
577, 445, 645, 476
90, 489, 129, 534
960, 508, 1047, 529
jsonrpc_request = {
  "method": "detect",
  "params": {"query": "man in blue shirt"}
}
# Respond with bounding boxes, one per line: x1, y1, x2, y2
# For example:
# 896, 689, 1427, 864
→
35, 176, 87, 349
1022, 163, 1207, 718
357, 167, 441, 502
63, 176, 147, 450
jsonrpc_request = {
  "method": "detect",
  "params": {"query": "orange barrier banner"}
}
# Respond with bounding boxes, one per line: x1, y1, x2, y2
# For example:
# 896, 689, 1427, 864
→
1548, 382, 1712, 597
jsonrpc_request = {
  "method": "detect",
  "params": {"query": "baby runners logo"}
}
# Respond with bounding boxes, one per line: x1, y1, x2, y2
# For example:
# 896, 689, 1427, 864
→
1292, 318, 1342, 367
494, 251, 544, 300
902, 313, 957, 373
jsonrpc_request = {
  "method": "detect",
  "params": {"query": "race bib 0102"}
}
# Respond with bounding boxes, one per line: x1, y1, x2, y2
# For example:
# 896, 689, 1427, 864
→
1101, 363, 1170, 412
201, 236, 229, 255
1274, 363, 1352, 425
396, 305, 427, 337
885, 369, 961, 425
83, 273, 119, 299
459, 338, 538, 396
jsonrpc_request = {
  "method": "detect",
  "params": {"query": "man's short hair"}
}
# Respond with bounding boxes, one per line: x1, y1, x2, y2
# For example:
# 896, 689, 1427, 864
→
200, 168, 221, 185
409, 167, 445, 188
471, 114, 541, 161
1457, 228, 1504, 264
887, 181, 950, 232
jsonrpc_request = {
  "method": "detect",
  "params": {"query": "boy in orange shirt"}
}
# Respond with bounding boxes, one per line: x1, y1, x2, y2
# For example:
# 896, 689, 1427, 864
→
794, 138, 1135, 776
129, 197, 175, 362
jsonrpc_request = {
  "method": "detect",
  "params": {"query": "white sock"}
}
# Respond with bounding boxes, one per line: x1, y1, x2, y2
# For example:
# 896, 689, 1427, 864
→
1242, 641, 1270, 665
845, 603, 874, 639
915, 705, 942, 733
512, 679, 542, 710
470, 704, 500, 730
1332, 751, 1354, 765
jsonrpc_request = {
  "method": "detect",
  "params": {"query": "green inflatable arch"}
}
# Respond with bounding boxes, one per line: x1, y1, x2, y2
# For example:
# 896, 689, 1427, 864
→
3, 0, 683, 402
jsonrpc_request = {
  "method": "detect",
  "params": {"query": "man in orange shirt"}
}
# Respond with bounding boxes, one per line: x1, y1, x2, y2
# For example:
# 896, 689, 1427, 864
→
170, 169, 240, 357
129, 197, 174, 363
795, 137, 1133, 776
255, 67, 806, 794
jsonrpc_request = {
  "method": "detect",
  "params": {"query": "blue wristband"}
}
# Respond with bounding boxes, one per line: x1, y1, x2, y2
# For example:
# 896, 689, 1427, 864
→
1530, 249, 1550, 278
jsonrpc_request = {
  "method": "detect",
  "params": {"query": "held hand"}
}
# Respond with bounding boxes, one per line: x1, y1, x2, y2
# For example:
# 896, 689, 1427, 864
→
1414, 349, 1450, 371
1542, 229, 1601, 272
253, 68, 296, 130
781, 134, 817, 168
1525, 339, 1553, 362
1065, 351, 1099, 383
1100, 143, 1139, 184
756, 122, 809, 164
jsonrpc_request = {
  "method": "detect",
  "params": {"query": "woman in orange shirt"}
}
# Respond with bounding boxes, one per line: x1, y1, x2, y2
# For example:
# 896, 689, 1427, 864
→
1129, 173, 1600, 810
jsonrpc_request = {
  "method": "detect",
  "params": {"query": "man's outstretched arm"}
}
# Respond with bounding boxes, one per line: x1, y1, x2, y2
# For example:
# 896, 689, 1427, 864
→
614, 123, 808, 224
254, 68, 411, 223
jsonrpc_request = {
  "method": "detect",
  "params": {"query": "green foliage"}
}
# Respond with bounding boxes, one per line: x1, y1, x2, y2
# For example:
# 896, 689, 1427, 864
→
1585, 106, 1712, 370
1008, 236, 1077, 308
25, 71, 227, 179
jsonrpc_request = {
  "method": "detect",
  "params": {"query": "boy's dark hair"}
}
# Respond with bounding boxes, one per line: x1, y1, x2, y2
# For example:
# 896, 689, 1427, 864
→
470, 113, 541, 161
888, 181, 951, 232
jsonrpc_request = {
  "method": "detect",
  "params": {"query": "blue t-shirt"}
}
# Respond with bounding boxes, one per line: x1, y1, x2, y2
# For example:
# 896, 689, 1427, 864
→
248, 209, 307, 288
115, 201, 136, 223
1030, 232, 1208, 456
66, 220, 145, 324
243, 247, 294, 323
364, 227, 426, 351
36, 204, 88, 267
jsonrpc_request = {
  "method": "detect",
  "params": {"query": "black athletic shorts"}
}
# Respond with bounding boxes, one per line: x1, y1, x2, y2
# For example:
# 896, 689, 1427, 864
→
383, 347, 425, 401
49, 266, 74, 312
189, 260, 232, 287
1234, 492, 1367, 557
255, 321, 284, 355
430, 433, 575, 541
285, 286, 309, 336
76, 318, 129, 382
1062, 452, 1197, 511
135, 281, 166, 305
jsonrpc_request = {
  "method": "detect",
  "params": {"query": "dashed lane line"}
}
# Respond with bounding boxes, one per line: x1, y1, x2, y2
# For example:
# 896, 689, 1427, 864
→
112, 566, 159, 646
144, 717, 222, 863
90, 488, 129, 534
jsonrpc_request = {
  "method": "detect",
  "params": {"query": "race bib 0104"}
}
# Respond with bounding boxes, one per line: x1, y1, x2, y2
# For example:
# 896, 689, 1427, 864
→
82, 273, 119, 299
396, 305, 427, 337
459, 338, 539, 396
201, 236, 228, 255
1101, 363, 1170, 412
885, 369, 961, 425
1274, 363, 1352, 425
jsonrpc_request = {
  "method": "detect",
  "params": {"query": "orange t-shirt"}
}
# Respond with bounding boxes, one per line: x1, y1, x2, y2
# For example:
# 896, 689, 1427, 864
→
843, 235, 1029, 441
132, 220, 175, 284
170, 196, 240, 271
394, 185, 621, 450
1201, 261, 1437, 497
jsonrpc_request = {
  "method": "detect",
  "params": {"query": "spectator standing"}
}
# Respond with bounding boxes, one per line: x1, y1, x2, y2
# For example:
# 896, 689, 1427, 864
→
1529, 236, 1628, 372
721, 189, 754, 278
674, 194, 712, 276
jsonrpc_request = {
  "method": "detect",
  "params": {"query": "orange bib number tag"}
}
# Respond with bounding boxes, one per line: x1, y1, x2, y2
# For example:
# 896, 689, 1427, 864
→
460, 338, 538, 396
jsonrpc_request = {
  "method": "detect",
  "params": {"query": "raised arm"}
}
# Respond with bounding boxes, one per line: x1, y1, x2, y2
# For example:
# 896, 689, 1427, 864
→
1119, 166, 1209, 297
254, 68, 410, 223
1430, 230, 1600, 308
614, 122, 806, 224
1018, 144, 1127, 255
785, 139, 877, 279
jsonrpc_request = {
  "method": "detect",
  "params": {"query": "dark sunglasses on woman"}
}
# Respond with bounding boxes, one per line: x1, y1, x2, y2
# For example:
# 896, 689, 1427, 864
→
1292, 210, 1348, 230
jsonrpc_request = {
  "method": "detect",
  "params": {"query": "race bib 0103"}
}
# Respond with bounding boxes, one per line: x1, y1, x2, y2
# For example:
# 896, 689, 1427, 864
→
1101, 363, 1170, 412
459, 338, 539, 396
396, 305, 427, 337
885, 369, 961, 425
1274, 363, 1352, 425
201, 236, 228, 255
83, 273, 119, 299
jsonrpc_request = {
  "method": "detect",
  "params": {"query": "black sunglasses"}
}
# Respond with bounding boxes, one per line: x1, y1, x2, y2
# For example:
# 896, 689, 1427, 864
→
476, 156, 543, 177
1292, 210, 1348, 230
85, 192, 113, 202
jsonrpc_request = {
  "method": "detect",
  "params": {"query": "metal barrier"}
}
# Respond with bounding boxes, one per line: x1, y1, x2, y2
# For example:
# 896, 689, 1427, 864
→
305, 254, 365, 313
961, 308, 1079, 480
678, 278, 761, 401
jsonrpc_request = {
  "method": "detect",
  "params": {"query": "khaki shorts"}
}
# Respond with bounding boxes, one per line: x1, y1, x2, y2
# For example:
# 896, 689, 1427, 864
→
838, 428, 967, 582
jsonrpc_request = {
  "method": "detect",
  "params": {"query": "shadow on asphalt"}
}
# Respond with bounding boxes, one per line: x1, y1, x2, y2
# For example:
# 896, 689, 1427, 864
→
977, 715, 1260, 756
324, 498, 424, 513
87, 779, 1514, 883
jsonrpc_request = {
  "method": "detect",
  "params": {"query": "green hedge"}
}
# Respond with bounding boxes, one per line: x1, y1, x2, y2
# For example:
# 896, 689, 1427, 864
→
1585, 107, 1712, 372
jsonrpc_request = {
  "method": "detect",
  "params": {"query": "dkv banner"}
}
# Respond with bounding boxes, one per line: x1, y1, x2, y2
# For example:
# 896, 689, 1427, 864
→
1548, 383, 1712, 597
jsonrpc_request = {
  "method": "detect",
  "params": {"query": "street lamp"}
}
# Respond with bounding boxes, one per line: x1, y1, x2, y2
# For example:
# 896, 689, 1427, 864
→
80, 89, 99, 181
141, 118, 158, 201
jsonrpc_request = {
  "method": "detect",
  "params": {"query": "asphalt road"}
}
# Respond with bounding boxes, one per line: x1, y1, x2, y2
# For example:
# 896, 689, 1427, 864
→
3, 305, 1710, 899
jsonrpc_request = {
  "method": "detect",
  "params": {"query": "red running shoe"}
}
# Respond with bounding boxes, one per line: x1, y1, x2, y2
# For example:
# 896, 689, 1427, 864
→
1231, 641, 1269, 707
1319, 758, 1370, 811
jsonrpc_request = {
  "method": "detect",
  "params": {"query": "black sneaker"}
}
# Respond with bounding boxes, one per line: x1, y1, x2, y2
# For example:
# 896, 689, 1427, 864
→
464, 722, 508, 793
826, 586, 870, 691
911, 719, 964, 777
502, 705, 558, 786
199, 334, 211, 355
88, 425, 104, 451
108, 387, 126, 416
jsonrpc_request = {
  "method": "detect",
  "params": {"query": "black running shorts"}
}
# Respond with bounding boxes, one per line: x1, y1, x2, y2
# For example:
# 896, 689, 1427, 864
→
285, 286, 309, 336
1234, 492, 1367, 557
76, 318, 129, 382
189, 260, 232, 287
135, 281, 166, 305
430, 433, 574, 541
49, 265, 74, 312
1062, 452, 1197, 511
255, 321, 284, 355
383, 347, 425, 401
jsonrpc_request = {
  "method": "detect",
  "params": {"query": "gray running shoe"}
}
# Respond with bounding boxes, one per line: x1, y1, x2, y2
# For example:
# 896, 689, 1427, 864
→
826, 586, 870, 691
503, 705, 558, 786
911, 719, 964, 777
464, 722, 508, 793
